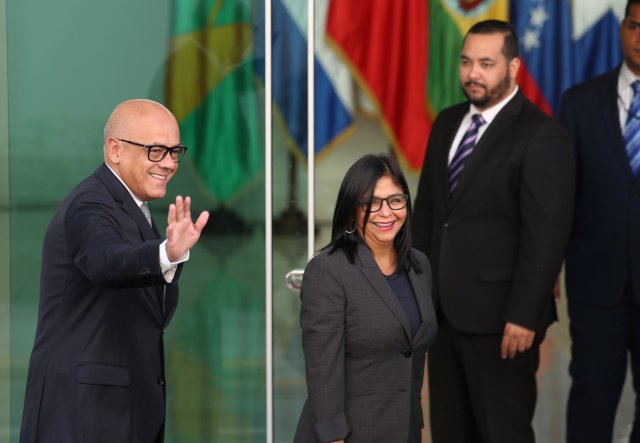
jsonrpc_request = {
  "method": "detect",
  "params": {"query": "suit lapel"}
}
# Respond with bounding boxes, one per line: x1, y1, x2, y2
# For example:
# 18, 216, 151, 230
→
356, 243, 413, 340
95, 164, 165, 320
449, 92, 523, 209
407, 262, 430, 345
96, 164, 159, 241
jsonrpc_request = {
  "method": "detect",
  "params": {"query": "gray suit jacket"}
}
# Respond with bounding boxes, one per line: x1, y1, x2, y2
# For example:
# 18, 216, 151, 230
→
294, 243, 437, 443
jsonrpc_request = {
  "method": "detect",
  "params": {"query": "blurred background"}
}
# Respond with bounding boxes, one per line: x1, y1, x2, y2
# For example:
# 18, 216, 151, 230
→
0, 0, 630, 442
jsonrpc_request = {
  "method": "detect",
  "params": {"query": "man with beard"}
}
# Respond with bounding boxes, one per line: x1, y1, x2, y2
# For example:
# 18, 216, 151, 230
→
413, 20, 575, 442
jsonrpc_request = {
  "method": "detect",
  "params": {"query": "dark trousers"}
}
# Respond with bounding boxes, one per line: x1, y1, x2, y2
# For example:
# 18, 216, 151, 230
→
428, 318, 542, 443
566, 292, 640, 443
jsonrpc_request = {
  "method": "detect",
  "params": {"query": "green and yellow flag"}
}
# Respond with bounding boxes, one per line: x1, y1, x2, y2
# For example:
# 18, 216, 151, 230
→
166, 0, 261, 203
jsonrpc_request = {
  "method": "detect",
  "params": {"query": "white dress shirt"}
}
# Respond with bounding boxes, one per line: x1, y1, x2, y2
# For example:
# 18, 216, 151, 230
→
618, 62, 640, 132
448, 86, 520, 164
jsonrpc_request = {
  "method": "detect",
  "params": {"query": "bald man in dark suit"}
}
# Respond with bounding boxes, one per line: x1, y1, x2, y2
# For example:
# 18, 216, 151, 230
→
20, 99, 209, 442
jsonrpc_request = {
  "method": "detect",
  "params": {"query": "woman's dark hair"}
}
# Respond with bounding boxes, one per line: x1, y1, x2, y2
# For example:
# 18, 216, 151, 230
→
325, 154, 421, 273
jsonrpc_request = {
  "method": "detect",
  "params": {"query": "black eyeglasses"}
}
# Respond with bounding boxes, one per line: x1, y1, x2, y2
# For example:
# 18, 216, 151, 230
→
360, 193, 409, 212
116, 138, 188, 163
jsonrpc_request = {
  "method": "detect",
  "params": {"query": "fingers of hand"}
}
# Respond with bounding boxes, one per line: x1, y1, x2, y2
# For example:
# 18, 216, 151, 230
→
195, 211, 210, 232
183, 196, 192, 222
500, 335, 509, 359
506, 333, 519, 359
175, 195, 184, 222
501, 335, 520, 359
501, 329, 534, 359
167, 203, 176, 226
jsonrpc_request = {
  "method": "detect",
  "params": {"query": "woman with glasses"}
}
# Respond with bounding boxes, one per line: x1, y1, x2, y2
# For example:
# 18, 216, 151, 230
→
293, 154, 437, 443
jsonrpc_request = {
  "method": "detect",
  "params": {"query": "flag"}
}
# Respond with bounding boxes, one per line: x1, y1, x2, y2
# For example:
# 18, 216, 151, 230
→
511, 0, 624, 116
570, 0, 624, 85
511, 0, 573, 115
314, 0, 355, 156
265, 0, 354, 157
165, 0, 261, 203
327, 0, 429, 169
327, 0, 507, 170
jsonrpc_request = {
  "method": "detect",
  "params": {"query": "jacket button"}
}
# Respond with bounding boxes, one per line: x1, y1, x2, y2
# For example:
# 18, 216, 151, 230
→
443, 222, 449, 228
158, 377, 165, 386
404, 351, 412, 358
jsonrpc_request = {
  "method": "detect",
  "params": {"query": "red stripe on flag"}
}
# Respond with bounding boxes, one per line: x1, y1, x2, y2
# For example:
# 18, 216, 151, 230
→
327, 0, 430, 169
516, 60, 553, 116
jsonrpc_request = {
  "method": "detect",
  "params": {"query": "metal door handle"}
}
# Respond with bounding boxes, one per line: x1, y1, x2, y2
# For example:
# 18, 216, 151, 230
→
285, 269, 304, 292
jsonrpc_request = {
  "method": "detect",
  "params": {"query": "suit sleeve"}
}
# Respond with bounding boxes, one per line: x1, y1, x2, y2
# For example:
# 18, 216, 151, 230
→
506, 119, 575, 328
65, 191, 167, 287
299, 253, 351, 442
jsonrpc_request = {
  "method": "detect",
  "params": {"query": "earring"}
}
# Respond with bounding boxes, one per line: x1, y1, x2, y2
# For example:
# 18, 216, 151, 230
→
345, 222, 356, 234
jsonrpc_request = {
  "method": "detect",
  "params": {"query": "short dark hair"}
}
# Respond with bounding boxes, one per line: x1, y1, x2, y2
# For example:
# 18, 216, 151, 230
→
626, 0, 640, 19
464, 19, 519, 60
326, 154, 421, 273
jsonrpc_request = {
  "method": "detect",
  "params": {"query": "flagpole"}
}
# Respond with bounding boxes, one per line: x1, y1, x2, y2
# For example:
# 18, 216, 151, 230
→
265, 0, 274, 441
307, 0, 315, 260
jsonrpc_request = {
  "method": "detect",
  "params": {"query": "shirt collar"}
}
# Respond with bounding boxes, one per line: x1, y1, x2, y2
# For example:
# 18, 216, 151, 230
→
620, 62, 640, 89
469, 85, 519, 125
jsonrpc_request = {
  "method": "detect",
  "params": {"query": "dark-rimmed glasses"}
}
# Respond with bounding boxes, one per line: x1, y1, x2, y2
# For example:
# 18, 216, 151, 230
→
116, 138, 188, 163
360, 193, 409, 212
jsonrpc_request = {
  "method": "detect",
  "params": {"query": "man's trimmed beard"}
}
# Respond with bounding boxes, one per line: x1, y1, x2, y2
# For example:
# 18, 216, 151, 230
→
462, 68, 511, 109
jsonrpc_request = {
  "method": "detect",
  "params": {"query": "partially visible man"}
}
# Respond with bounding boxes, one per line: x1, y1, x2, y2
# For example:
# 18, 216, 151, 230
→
20, 99, 209, 442
413, 20, 574, 442
560, 1, 640, 441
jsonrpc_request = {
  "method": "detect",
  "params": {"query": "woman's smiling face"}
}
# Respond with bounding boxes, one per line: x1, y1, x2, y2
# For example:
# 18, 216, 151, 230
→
356, 175, 407, 251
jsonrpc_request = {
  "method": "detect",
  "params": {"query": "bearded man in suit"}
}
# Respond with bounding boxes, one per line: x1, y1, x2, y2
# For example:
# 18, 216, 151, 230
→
413, 20, 575, 442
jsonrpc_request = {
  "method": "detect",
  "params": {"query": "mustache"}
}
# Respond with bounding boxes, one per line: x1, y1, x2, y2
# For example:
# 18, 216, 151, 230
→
463, 81, 486, 89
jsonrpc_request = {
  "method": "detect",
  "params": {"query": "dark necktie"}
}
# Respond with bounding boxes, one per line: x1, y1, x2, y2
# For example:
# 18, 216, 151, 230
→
449, 113, 486, 193
624, 80, 640, 176
140, 202, 152, 226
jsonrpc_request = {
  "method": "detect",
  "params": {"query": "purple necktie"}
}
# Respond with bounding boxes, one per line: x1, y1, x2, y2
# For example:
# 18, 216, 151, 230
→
449, 113, 486, 193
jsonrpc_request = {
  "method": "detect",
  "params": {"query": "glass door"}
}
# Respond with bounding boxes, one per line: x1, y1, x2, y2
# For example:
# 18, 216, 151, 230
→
3, 0, 324, 441
267, 1, 313, 442
5, 0, 269, 442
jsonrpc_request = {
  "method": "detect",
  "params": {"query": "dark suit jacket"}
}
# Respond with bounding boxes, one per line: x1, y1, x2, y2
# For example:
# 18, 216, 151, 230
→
293, 243, 437, 443
413, 90, 575, 334
560, 67, 640, 307
20, 163, 181, 443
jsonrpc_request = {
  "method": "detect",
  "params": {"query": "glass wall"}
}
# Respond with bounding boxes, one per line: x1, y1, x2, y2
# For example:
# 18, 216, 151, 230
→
1, 2, 399, 442
5, 0, 270, 441
1, 0, 9, 439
